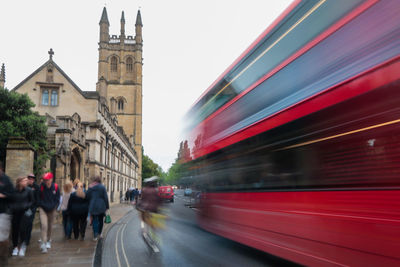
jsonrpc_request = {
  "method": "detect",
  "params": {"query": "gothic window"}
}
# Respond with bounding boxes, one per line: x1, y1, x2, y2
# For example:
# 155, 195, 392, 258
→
42, 90, 49, 105
118, 99, 124, 111
126, 57, 133, 73
50, 90, 58, 106
41, 88, 59, 106
111, 56, 118, 72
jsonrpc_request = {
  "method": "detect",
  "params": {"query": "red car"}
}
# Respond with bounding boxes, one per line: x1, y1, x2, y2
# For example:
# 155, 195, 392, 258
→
158, 186, 174, 202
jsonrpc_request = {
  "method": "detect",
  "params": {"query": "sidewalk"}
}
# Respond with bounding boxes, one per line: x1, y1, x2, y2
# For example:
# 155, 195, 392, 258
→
8, 203, 134, 267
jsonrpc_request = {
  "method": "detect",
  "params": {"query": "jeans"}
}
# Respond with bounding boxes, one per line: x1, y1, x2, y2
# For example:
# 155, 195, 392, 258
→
71, 213, 87, 239
92, 214, 105, 238
62, 210, 72, 238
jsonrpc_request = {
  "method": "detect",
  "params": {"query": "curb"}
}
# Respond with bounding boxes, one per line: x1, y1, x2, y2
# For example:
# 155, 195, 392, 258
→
92, 209, 134, 267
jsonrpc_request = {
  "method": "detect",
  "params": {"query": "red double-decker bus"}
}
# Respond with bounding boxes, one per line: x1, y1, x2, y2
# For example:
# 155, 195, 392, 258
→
182, 0, 400, 266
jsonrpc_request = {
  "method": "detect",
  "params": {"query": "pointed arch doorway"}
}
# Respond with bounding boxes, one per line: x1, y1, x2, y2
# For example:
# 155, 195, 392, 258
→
70, 147, 81, 182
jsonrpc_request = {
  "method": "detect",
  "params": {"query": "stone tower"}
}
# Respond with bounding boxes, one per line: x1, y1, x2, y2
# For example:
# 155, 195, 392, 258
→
96, 7, 143, 182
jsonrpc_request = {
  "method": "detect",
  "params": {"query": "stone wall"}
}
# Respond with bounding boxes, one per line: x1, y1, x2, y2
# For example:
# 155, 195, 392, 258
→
5, 137, 35, 183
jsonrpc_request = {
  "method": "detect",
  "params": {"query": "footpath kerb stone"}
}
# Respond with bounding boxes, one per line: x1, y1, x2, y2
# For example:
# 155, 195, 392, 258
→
8, 202, 133, 267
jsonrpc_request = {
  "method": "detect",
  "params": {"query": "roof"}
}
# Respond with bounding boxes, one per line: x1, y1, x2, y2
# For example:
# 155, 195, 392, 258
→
100, 7, 110, 25
12, 59, 99, 100
135, 10, 143, 26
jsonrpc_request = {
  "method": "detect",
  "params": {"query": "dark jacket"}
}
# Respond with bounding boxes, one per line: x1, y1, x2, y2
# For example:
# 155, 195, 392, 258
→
38, 182, 60, 212
86, 184, 109, 215
0, 172, 14, 214
67, 192, 89, 216
28, 182, 40, 210
10, 187, 34, 213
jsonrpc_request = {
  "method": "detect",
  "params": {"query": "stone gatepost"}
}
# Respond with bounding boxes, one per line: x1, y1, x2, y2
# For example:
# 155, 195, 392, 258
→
5, 137, 35, 183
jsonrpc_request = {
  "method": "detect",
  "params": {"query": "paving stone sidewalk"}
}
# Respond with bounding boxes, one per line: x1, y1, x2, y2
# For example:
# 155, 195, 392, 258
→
8, 203, 134, 267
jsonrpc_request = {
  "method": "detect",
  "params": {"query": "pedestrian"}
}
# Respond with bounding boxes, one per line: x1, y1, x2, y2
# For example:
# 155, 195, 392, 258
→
125, 189, 130, 203
134, 188, 139, 203
129, 188, 134, 203
38, 172, 60, 253
10, 177, 34, 257
60, 182, 73, 239
67, 182, 88, 240
86, 176, 109, 241
26, 174, 40, 247
73, 179, 80, 190
0, 161, 14, 266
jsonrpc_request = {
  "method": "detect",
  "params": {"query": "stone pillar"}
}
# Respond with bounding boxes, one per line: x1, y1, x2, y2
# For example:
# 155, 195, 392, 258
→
5, 137, 35, 183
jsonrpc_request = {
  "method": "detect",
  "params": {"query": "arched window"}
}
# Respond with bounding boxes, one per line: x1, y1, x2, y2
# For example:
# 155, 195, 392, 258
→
111, 56, 118, 72
126, 57, 133, 73
42, 89, 49, 105
118, 99, 124, 111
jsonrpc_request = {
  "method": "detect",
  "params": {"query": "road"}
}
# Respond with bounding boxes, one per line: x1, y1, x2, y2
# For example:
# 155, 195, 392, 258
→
101, 189, 297, 267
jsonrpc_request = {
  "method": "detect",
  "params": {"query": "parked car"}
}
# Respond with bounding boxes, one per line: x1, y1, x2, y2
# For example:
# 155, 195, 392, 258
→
184, 188, 192, 196
158, 185, 174, 202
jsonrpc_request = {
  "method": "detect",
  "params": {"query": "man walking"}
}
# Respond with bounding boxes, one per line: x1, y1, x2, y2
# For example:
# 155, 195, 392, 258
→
38, 172, 60, 253
0, 161, 14, 265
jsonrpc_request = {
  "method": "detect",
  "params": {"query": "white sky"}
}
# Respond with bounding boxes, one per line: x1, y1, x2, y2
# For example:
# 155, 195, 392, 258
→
0, 0, 292, 171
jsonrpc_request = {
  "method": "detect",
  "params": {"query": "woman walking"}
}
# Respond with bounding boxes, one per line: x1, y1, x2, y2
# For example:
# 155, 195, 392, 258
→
10, 177, 34, 257
67, 182, 88, 240
86, 176, 109, 241
60, 182, 73, 239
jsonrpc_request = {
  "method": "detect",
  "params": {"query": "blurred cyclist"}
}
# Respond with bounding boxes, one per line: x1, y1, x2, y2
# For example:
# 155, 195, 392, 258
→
137, 176, 161, 223
137, 177, 165, 251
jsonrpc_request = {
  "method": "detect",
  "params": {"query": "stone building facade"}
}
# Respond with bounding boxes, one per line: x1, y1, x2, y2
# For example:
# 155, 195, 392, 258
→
9, 8, 143, 201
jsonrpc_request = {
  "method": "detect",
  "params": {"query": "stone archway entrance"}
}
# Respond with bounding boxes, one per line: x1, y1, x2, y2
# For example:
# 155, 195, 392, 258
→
70, 147, 81, 181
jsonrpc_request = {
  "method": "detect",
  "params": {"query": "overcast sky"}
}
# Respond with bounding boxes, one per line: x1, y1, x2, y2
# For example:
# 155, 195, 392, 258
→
0, 0, 292, 171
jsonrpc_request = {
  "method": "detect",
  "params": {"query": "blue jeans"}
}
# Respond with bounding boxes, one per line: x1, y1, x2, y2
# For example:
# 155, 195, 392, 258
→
62, 211, 72, 238
92, 214, 105, 238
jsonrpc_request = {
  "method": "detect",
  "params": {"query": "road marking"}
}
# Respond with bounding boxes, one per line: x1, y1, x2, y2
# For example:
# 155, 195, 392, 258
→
115, 224, 122, 267
120, 221, 130, 267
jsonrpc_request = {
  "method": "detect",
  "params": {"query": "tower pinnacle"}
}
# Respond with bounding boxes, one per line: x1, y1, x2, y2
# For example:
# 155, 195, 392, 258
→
0, 63, 5, 88
135, 10, 143, 44
120, 11, 125, 37
100, 6, 109, 25
99, 7, 110, 43
135, 10, 142, 27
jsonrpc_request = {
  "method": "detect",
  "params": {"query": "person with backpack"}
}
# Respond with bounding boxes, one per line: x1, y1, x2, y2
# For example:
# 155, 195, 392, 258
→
38, 172, 60, 253
10, 177, 34, 257
86, 176, 109, 241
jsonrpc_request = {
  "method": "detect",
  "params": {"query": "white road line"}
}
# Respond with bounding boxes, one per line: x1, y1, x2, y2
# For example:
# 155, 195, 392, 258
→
121, 222, 130, 267
115, 225, 122, 267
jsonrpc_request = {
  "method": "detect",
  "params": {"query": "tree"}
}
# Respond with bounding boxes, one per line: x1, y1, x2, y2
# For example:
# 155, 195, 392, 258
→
0, 86, 49, 176
142, 154, 163, 179
163, 141, 192, 186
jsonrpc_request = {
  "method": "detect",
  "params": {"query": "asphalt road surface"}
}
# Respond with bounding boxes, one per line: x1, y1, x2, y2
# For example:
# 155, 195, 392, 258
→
101, 189, 297, 267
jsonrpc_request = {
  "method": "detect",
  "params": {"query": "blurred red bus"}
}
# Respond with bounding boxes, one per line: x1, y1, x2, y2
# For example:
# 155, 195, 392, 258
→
182, 0, 400, 266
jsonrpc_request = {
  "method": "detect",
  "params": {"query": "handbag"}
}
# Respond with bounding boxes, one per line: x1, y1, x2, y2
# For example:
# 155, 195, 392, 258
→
104, 214, 112, 224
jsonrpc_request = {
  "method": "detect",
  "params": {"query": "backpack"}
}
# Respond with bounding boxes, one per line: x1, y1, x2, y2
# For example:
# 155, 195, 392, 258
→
40, 183, 59, 199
